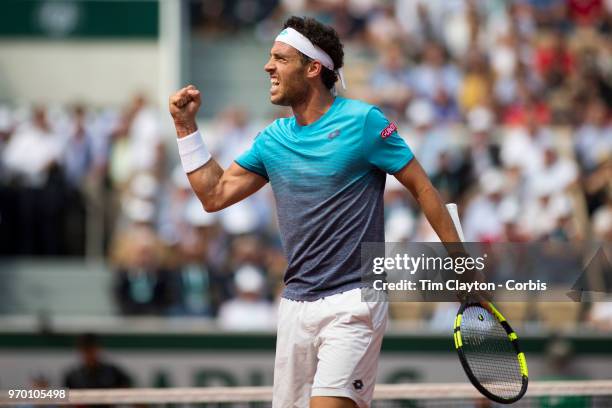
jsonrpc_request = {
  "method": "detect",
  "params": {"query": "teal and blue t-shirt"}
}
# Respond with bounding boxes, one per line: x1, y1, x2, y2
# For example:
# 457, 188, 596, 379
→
236, 96, 414, 301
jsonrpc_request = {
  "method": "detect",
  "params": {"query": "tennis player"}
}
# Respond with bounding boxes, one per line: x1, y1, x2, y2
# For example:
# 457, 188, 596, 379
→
170, 16, 461, 408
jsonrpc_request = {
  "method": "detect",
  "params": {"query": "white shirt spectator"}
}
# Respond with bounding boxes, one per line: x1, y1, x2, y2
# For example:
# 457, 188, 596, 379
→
463, 170, 506, 242
521, 177, 561, 239
463, 194, 504, 242
530, 152, 578, 196
3, 123, 64, 187
500, 127, 548, 175
218, 298, 276, 331
129, 106, 162, 172
218, 265, 276, 331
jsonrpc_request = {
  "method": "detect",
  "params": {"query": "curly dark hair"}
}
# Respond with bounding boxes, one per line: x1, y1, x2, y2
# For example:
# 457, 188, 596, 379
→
282, 16, 344, 90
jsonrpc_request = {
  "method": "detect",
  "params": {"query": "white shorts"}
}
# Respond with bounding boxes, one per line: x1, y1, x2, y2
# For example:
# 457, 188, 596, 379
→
273, 288, 388, 408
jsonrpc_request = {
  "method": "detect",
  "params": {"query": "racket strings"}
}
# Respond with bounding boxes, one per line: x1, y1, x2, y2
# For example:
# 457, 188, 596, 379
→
461, 305, 523, 400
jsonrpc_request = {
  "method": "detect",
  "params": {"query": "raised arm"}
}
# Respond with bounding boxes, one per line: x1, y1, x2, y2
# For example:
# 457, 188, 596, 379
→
394, 158, 461, 243
169, 85, 268, 212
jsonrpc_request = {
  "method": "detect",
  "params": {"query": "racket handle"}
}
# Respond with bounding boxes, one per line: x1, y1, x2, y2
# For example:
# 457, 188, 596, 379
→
446, 203, 466, 242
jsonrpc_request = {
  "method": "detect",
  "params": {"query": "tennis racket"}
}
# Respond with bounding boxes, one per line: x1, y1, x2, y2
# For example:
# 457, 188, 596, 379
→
446, 203, 529, 404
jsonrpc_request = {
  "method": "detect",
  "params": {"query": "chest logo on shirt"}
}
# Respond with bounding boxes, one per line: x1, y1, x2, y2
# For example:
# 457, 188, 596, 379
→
327, 129, 341, 139
380, 122, 398, 139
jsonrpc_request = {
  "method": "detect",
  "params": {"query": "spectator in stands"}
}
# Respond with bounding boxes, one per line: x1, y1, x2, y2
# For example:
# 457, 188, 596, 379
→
534, 31, 575, 91
64, 333, 132, 389
574, 98, 611, 173
431, 86, 461, 124
406, 99, 464, 183
410, 42, 461, 103
467, 106, 499, 176
126, 94, 164, 177
158, 165, 198, 245
522, 175, 559, 240
365, 2, 405, 48
394, 0, 469, 48
430, 149, 470, 203
369, 44, 412, 120
541, 140, 579, 194
548, 195, 580, 241
111, 224, 173, 315
108, 114, 133, 189
63, 105, 94, 188
498, 198, 531, 242
212, 107, 256, 169
463, 169, 506, 242
166, 196, 218, 317
404, 99, 437, 175
501, 110, 550, 175
62, 104, 94, 255
576, 100, 611, 215
458, 50, 492, 112
502, 80, 551, 126
2, 106, 66, 255
491, 33, 524, 107
0, 106, 16, 254
3, 106, 64, 187
220, 235, 267, 295
218, 265, 276, 330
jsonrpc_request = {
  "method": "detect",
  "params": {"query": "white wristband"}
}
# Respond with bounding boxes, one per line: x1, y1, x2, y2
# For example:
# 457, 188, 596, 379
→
176, 130, 211, 173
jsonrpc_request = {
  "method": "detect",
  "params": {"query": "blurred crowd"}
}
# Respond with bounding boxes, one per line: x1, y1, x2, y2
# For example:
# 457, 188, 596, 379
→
0, 0, 611, 328
191, 0, 612, 244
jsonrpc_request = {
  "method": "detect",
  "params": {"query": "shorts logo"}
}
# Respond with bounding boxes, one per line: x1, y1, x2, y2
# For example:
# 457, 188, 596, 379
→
328, 129, 341, 139
352, 380, 363, 390
380, 122, 397, 139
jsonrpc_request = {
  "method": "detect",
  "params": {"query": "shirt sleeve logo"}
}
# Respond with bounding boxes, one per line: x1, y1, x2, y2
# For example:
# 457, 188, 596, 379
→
380, 122, 398, 139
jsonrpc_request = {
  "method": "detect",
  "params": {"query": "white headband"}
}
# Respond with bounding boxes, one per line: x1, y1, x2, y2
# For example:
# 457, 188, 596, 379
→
275, 27, 346, 90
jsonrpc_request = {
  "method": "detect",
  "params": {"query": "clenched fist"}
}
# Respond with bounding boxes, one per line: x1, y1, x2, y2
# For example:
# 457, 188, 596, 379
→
169, 85, 201, 137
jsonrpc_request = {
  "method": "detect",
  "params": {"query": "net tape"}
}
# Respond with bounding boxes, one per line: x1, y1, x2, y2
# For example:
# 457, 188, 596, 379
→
1, 380, 611, 405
